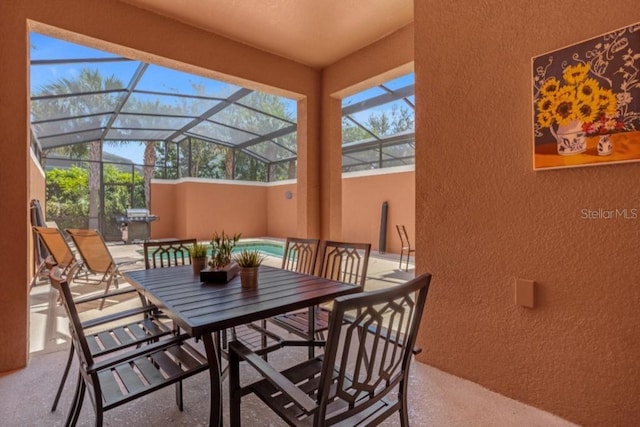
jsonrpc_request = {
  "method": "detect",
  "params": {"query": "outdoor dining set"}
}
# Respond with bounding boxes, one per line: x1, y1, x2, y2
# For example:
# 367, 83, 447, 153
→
34, 226, 431, 427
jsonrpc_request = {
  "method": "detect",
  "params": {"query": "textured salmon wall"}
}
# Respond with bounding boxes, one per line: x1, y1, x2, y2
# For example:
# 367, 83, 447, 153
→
152, 180, 267, 240
149, 182, 176, 239
414, 1, 640, 425
342, 168, 415, 254
266, 183, 298, 238
29, 153, 46, 276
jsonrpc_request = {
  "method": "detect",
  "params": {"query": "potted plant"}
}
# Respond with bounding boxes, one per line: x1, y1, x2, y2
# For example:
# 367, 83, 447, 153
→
201, 231, 241, 283
189, 242, 208, 275
234, 249, 265, 289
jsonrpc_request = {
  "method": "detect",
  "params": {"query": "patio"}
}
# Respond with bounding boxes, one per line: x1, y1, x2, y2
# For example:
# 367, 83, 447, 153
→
5, 242, 576, 426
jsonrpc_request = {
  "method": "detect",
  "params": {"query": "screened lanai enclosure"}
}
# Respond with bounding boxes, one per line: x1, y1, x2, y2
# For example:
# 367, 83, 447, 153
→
30, 33, 415, 240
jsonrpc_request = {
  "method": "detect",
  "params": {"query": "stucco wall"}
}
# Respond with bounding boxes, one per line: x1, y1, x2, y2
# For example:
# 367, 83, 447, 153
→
414, 2, 640, 425
151, 174, 415, 251
342, 167, 415, 254
151, 179, 268, 240
266, 182, 298, 238
29, 151, 46, 276
0, 0, 321, 371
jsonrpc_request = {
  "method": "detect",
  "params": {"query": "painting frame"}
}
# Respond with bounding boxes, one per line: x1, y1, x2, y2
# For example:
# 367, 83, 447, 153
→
532, 22, 640, 170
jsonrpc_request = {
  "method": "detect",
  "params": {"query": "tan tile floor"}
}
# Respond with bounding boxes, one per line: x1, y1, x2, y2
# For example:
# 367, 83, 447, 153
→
2, 241, 578, 426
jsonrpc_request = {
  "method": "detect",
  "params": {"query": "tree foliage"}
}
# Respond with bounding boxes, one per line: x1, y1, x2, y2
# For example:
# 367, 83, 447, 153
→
342, 103, 414, 143
46, 164, 143, 229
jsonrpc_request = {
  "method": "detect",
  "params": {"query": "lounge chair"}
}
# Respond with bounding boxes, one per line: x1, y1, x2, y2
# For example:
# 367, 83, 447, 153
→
65, 228, 137, 310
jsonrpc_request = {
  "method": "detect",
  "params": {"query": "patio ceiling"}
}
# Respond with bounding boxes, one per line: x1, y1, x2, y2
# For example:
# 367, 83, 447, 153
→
119, 0, 413, 68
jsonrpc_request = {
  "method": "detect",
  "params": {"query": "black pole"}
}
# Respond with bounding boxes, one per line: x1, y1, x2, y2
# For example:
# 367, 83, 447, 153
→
379, 201, 388, 254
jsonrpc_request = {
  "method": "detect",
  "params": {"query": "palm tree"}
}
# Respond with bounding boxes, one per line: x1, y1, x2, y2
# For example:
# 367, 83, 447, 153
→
33, 69, 124, 229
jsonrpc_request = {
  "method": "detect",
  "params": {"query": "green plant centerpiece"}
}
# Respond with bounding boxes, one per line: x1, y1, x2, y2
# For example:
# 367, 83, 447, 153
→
234, 249, 265, 289
189, 242, 208, 259
200, 231, 241, 283
208, 231, 241, 270
189, 242, 208, 275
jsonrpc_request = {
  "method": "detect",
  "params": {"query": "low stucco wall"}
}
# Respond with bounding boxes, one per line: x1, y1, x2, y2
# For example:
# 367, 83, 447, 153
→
150, 170, 414, 251
150, 179, 298, 240
342, 166, 414, 254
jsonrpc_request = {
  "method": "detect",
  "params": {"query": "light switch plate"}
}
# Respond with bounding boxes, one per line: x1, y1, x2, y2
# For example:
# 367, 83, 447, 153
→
515, 278, 535, 308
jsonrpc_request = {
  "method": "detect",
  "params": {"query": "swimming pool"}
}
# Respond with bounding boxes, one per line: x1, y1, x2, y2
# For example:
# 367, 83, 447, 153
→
231, 240, 284, 258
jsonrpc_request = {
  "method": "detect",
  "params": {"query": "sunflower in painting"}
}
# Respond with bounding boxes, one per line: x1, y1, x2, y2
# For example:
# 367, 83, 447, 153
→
536, 63, 619, 132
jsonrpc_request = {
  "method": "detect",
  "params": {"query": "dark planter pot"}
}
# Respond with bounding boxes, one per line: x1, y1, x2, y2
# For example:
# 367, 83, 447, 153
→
192, 257, 207, 275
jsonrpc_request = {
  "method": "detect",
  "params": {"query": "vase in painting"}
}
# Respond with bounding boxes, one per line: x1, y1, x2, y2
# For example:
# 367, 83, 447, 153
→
597, 134, 612, 156
550, 120, 587, 155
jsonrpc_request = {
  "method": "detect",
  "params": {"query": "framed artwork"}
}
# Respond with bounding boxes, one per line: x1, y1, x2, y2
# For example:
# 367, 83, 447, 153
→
532, 22, 640, 170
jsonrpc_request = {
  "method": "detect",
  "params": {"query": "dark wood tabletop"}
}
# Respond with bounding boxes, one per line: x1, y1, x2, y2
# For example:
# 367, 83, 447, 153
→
124, 264, 359, 426
124, 265, 360, 337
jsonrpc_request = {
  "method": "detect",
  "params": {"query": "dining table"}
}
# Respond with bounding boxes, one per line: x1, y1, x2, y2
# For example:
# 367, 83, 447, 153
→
123, 264, 360, 427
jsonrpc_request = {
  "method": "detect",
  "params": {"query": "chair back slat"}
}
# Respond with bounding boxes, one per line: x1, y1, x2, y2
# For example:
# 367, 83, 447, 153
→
143, 239, 197, 269
318, 241, 371, 288
316, 273, 431, 425
66, 228, 115, 274
33, 227, 77, 270
281, 238, 320, 275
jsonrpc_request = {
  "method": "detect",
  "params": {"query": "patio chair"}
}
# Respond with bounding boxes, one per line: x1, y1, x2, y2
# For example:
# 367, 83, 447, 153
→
228, 272, 432, 426
396, 224, 415, 272
47, 263, 208, 426
252, 237, 320, 353
269, 240, 370, 358
65, 228, 136, 310
143, 238, 197, 269
32, 226, 78, 279
44, 257, 175, 413
281, 237, 320, 275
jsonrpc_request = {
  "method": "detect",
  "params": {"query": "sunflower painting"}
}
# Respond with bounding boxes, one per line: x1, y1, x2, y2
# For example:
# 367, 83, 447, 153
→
532, 22, 640, 170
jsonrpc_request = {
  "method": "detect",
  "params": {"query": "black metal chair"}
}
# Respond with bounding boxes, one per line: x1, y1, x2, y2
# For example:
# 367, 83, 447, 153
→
269, 240, 371, 358
143, 238, 197, 269
229, 273, 432, 426
396, 224, 415, 272
281, 237, 320, 275
48, 262, 208, 426
44, 258, 175, 413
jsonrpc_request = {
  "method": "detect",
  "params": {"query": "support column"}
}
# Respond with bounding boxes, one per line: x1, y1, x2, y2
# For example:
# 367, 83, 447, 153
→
0, 5, 29, 371
320, 95, 343, 241
296, 92, 322, 238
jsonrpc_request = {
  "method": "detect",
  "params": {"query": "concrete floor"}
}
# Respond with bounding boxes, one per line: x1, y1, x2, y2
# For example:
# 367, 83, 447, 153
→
3, 241, 578, 426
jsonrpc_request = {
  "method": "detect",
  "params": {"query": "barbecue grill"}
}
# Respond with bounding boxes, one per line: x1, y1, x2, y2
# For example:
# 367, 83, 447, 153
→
116, 208, 159, 244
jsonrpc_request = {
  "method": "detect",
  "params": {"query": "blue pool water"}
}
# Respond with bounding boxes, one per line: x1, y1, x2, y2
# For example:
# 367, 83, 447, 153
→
139, 240, 284, 259
230, 241, 284, 258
